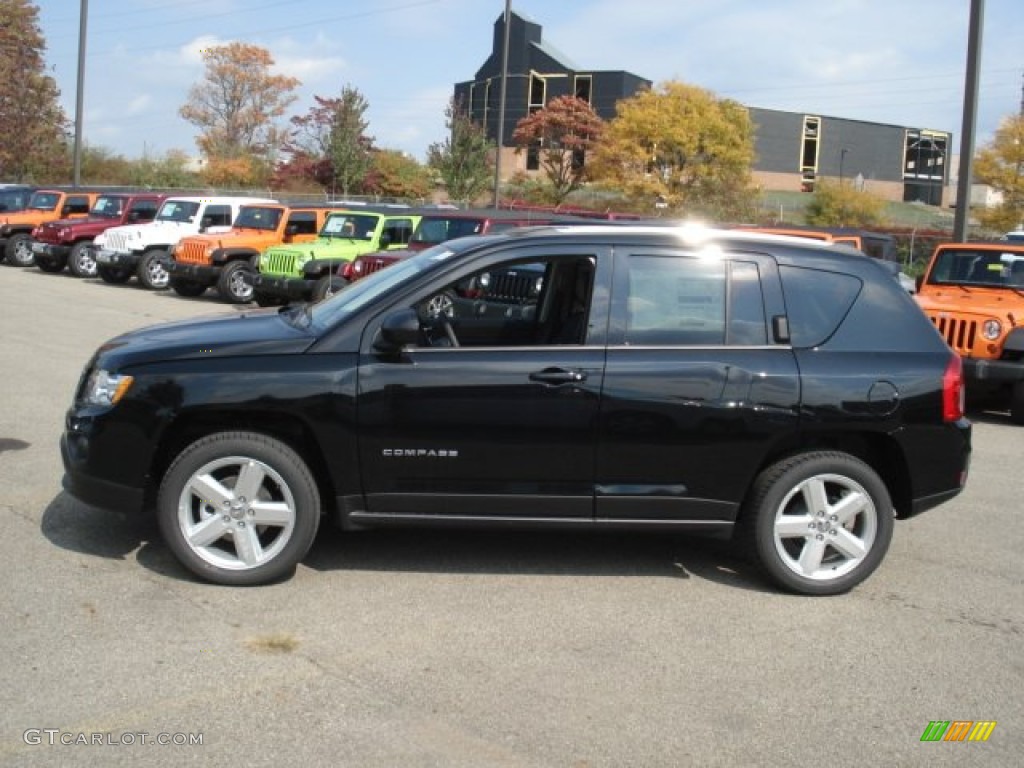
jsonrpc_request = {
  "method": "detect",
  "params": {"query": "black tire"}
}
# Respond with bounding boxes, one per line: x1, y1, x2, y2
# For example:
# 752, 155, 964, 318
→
68, 241, 98, 278
170, 277, 208, 298
156, 431, 321, 586
740, 451, 894, 595
216, 260, 255, 304
312, 275, 347, 302
97, 264, 132, 284
254, 292, 285, 308
137, 248, 170, 290
1010, 382, 1024, 425
5, 233, 35, 267
36, 255, 65, 273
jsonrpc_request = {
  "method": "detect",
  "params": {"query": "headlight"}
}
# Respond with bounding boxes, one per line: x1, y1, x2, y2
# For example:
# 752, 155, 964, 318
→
83, 369, 134, 406
981, 319, 1002, 341
478, 272, 492, 289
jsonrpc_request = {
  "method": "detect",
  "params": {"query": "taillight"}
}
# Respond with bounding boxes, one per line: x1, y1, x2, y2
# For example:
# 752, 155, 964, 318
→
341, 262, 354, 279
942, 354, 964, 422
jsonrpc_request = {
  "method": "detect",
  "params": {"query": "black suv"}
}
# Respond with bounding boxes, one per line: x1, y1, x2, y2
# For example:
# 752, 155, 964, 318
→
61, 226, 971, 594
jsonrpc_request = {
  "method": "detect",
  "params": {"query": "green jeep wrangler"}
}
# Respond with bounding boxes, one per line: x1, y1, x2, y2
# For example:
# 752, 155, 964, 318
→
249, 208, 421, 305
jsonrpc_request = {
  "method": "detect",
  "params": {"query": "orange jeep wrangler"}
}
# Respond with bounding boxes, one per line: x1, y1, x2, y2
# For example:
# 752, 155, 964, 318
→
164, 203, 332, 303
0, 189, 99, 266
915, 240, 1024, 423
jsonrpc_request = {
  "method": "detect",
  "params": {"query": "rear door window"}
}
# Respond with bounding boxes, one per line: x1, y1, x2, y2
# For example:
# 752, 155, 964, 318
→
779, 265, 862, 347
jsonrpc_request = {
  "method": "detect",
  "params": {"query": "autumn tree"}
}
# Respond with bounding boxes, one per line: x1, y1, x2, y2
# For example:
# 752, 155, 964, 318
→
364, 150, 432, 200
0, 0, 69, 181
589, 81, 756, 219
427, 97, 493, 205
179, 42, 299, 184
804, 180, 886, 227
279, 86, 374, 196
974, 113, 1024, 233
512, 95, 604, 204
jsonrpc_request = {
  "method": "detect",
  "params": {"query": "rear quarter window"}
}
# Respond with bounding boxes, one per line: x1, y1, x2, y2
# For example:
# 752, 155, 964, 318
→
780, 265, 862, 347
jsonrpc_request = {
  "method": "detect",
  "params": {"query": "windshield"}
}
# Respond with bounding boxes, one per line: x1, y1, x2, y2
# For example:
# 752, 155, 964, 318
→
928, 248, 1024, 288
0, 189, 31, 212
156, 200, 201, 223
234, 206, 282, 231
91, 196, 125, 218
28, 192, 60, 211
309, 243, 465, 329
321, 213, 376, 239
411, 217, 484, 245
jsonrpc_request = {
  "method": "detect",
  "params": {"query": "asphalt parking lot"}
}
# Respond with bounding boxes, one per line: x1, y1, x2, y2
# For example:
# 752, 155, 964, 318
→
0, 265, 1020, 767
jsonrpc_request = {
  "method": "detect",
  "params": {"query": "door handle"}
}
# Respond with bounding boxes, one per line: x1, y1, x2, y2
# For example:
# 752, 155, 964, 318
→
529, 368, 587, 385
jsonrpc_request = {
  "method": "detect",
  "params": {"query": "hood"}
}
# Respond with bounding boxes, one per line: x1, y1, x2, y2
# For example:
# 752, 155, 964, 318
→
917, 286, 1024, 320
95, 307, 317, 371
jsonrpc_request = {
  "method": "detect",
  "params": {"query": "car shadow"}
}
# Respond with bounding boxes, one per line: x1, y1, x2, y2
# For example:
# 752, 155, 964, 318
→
40, 492, 773, 592
965, 404, 1016, 426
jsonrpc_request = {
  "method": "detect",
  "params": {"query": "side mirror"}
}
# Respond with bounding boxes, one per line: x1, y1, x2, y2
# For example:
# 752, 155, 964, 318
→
374, 308, 420, 352
127, 210, 141, 222
199, 215, 213, 232
915, 275, 924, 292
285, 224, 298, 237
378, 232, 392, 248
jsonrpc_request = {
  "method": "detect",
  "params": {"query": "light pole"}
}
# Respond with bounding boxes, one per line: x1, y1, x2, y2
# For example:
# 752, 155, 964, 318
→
491, 0, 511, 207
73, 0, 88, 188
839, 148, 848, 185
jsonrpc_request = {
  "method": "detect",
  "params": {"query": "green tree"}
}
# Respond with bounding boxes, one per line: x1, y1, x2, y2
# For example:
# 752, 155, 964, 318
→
511, 95, 604, 204
364, 150, 432, 200
127, 150, 199, 189
589, 81, 756, 219
974, 113, 1024, 232
427, 97, 493, 205
179, 42, 300, 177
804, 181, 886, 227
280, 86, 374, 196
0, 0, 69, 181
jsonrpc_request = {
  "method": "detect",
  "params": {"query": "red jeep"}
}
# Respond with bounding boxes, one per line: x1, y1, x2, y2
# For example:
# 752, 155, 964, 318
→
31, 193, 166, 277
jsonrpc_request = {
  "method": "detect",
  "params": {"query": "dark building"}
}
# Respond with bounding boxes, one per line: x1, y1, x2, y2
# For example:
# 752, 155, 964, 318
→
748, 107, 950, 205
454, 11, 650, 178
454, 11, 950, 205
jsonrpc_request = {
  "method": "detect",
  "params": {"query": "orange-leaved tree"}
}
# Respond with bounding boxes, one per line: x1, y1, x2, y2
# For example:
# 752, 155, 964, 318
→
512, 95, 604, 204
179, 42, 299, 185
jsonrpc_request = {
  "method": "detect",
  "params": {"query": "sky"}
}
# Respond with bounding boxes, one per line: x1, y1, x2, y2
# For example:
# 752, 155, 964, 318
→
36, 0, 1024, 164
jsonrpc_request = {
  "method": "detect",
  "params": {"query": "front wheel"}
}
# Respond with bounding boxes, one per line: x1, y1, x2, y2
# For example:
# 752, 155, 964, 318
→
5, 234, 35, 267
1010, 382, 1024, 425
137, 249, 170, 290
741, 452, 894, 595
216, 260, 255, 303
68, 241, 98, 277
157, 432, 321, 586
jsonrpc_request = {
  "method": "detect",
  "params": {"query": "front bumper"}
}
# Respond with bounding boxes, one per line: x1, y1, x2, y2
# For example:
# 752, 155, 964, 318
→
60, 431, 146, 515
249, 273, 315, 301
30, 242, 71, 264
963, 357, 1024, 385
95, 249, 141, 269
166, 260, 221, 283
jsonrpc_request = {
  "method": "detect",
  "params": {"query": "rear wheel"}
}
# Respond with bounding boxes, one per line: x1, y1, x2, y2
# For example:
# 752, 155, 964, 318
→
217, 260, 255, 303
170, 278, 208, 297
741, 451, 894, 595
68, 241, 98, 277
137, 248, 170, 290
312, 275, 347, 302
97, 265, 132, 284
156, 431, 321, 586
5, 234, 34, 266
